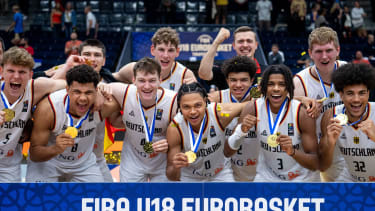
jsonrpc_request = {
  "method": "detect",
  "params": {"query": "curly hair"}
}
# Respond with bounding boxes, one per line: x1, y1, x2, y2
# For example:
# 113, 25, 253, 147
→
332, 63, 375, 92
260, 64, 294, 99
66, 64, 100, 87
222, 55, 257, 79
2, 47, 34, 69
177, 82, 209, 110
151, 27, 180, 48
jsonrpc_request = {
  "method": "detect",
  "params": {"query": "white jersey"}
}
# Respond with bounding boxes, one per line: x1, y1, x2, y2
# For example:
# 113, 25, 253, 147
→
220, 89, 259, 181
161, 62, 188, 92
254, 98, 318, 182
334, 103, 375, 182
173, 103, 232, 181
295, 60, 350, 181
120, 85, 177, 180
0, 80, 33, 168
47, 89, 102, 169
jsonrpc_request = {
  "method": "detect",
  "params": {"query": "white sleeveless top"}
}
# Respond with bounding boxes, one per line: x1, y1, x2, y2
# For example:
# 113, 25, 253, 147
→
160, 62, 188, 92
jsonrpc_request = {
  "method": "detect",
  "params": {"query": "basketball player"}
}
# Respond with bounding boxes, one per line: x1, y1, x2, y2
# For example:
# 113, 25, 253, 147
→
26, 65, 121, 182
0, 47, 67, 182
113, 27, 196, 91
166, 82, 246, 182
319, 63, 375, 182
231, 65, 319, 181
110, 57, 178, 182
293, 26, 350, 181
208, 55, 259, 181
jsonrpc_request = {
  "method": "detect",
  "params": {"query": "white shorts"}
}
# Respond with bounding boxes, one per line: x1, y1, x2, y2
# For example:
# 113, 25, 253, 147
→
180, 164, 235, 182
97, 158, 113, 182
0, 164, 21, 182
120, 164, 168, 182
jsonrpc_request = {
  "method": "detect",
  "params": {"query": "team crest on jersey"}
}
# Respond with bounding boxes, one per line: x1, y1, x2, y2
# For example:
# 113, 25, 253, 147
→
6, 150, 13, 157
353, 136, 360, 144
261, 130, 268, 136
210, 126, 216, 137
340, 133, 347, 139
170, 83, 176, 91
129, 110, 135, 117
202, 137, 207, 144
156, 109, 163, 120
89, 113, 94, 121
22, 100, 29, 112
288, 123, 294, 136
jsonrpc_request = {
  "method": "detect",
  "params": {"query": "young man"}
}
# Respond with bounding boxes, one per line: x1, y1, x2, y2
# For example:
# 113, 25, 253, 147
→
229, 65, 319, 181
293, 26, 350, 181
166, 82, 247, 182
26, 65, 120, 182
208, 55, 259, 181
113, 27, 196, 91
198, 26, 261, 90
319, 63, 375, 182
111, 57, 178, 182
0, 47, 67, 182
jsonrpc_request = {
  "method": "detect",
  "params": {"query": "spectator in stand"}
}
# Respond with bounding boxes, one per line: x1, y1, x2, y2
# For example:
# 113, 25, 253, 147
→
160, 0, 176, 24
62, 1, 76, 40
256, 0, 273, 32
215, 0, 228, 24
351, 1, 367, 38
0, 36, 4, 63
289, 0, 306, 35
296, 51, 313, 69
268, 43, 284, 65
85, 5, 98, 39
352, 50, 370, 65
50, 2, 63, 39
328, 2, 342, 33
364, 34, 375, 61
18, 37, 34, 56
64, 31, 82, 57
315, 8, 329, 28
342, 5, 352, 39
145, 0, 161, 24
6, 5, 23, 45
0, 0, 8, 15
308, 3, 321, 30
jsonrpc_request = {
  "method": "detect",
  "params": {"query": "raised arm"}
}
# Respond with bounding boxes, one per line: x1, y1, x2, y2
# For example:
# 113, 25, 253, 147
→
113, 62, 136, 84
217, 102, 247, 128
33, 77, 67, 106
198, 28, 230, 80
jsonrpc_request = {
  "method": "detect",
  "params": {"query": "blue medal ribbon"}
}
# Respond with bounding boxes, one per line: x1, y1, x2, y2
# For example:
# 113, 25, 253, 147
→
64, 95, 91, 129
267, 98, 288, 135
1, 82, 23, 109
314, 63, 337, 98
342, 105, 368, 126
230, 84, 257, 103
188, 114, 207, 153
138, 94, 157, 143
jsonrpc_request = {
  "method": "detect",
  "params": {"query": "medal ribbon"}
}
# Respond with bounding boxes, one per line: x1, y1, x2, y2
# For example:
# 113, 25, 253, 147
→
1, 82, 23, 109
65, 95, 91, 129
138, 93, 157, 143
342, 104, 368, 126
230, 84, 257, 103
267, 98, 288, 135
314, 63, 336, 98
188, 114, 207, 153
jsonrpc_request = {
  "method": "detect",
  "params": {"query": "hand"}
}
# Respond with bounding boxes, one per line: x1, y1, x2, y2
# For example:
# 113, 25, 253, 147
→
152, 139, 168, 153
98, 82, 112, 102
172, 152, 189, 168
0, 110, 5, 125
241, 114, 257, 133
358, 119, 375, 142
301, 96, 321, 118
326, 118, 343, 146
277, 134, 294, 156
65, 55, 87, 70
55, 133, 75, 154
183, 77, 195, 84
92, 90, 105, 111
213, 28, 230, 45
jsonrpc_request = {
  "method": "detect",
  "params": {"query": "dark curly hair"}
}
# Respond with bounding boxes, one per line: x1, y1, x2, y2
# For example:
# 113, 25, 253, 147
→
177, 82, 209, 110
332, 63, 375, 93
222, 55, 257, 79
66, 64, 100, 87
260, 64, 294, 99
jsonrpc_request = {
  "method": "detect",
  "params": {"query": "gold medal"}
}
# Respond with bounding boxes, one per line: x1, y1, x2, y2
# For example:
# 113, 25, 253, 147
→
317, 97, 328, 103
334, 113, 348, 125
65, 126, 78, 138
185, 151, 197, 163
250, 86, 261, 98
85, 59, 92, 66
143, 142, 154, 154
329, 92, 335, 99
2, 108, 15, 122
267, 134, 279, 147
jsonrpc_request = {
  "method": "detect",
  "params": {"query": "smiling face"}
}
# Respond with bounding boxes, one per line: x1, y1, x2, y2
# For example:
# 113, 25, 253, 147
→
0, 63, 33, 103
66, 81, 97, 117
309, 41, 340, 73
80, 46, 106, 73
340, 84, 369, 122
227, 72, 253, 101
233, 31, 258, 59
179, 93, 207, 130
151, 42, 180, 74
134, 70, 161, 106
265, 74, 288, 113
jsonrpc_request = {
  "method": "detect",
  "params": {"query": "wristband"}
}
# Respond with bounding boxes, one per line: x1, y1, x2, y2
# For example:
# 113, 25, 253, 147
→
228, 124, 248, 150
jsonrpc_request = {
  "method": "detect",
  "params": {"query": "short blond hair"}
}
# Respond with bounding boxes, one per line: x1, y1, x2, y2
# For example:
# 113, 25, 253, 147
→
151, 27, 180, 48
2, 47, 34, 70
308, 26, 339, 50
